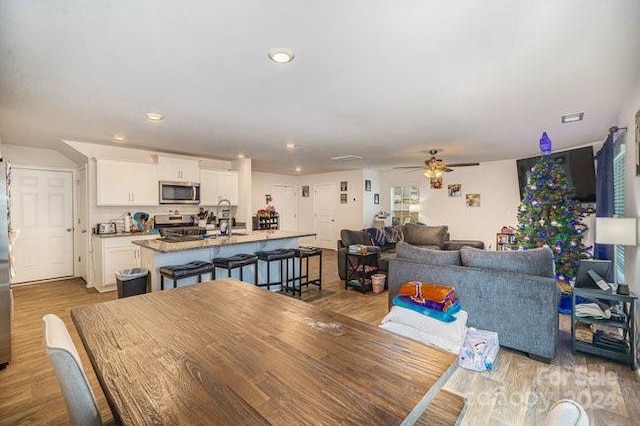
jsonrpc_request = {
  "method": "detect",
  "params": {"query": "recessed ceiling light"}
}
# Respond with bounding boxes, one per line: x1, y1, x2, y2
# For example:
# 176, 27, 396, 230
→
145, 112, 164, 122
113, 135, 125, 142
286, 142, 297, 149
237, 153, 245, 158
268, 48, 295, 64
561, 112, 584, 123
295, 166, 302, 172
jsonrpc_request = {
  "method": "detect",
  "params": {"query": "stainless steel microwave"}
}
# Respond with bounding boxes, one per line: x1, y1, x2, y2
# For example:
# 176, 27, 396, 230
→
159, 181, 201, 204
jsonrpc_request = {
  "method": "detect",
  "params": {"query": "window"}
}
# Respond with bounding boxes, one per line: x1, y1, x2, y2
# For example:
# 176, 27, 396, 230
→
391, 186, 419, 225
613, 139, 626, 282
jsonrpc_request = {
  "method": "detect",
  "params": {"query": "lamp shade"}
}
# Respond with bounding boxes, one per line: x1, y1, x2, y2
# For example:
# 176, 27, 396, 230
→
595, 217, 637, 246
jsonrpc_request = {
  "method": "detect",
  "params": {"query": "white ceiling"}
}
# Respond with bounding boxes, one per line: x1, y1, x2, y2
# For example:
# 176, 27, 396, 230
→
1, 1, 639, 174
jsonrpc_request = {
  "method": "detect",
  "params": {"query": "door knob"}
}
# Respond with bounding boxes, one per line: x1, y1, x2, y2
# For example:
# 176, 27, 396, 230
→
81, 230, 87, 233
66, 228, 72, 232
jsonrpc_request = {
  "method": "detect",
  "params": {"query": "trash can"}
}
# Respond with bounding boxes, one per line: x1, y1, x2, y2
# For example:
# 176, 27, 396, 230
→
115, 268, 149, 299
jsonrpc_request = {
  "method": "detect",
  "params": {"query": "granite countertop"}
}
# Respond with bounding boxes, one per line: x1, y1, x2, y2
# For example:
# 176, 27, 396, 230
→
94, 230, 160, 239
132, 230, 316, 253
94, 225, 247, 239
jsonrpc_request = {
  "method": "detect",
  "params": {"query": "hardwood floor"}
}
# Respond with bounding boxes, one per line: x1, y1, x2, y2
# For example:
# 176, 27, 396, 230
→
1, 250, 638, 425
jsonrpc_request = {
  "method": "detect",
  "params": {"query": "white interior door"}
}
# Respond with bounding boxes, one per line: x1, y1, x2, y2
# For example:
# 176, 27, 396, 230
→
271, 184, 297, 231
10, 168, 74, 284
314, 183, 336, 249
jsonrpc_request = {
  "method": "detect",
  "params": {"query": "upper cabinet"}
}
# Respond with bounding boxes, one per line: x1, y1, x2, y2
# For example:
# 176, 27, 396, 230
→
96, 159, 159, 206
200, 170, 238, 205
158, 156, 200, 183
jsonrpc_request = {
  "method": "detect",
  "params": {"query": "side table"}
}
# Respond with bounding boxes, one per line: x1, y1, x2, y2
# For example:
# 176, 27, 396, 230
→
345, 252, 378, 293
571, 286, 637, 370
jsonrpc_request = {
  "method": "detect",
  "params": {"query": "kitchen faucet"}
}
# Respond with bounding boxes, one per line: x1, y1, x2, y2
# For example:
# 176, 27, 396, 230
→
217, 198, 232, 236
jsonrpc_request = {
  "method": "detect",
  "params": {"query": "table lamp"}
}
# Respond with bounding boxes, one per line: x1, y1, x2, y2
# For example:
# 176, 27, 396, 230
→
595, 217, 637, 295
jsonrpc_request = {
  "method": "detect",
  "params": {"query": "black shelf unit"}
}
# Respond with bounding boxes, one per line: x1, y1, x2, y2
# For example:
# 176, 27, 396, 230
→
571, 286, 637, 370
252, 215, 279, 230
496, 232, 516, 251
345, 252, 378, 294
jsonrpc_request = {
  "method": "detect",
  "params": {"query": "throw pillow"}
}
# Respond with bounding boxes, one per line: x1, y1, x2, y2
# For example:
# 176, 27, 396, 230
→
340, 229, 372, 247
396, 242, 461, 265
365, 226, 405, 246
402, 223, 448, 248
460, 246, 555, 278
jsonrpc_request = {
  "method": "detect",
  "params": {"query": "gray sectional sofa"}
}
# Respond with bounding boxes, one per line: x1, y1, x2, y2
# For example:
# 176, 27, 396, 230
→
388, 243, 559, 361
337, 224, 484, 280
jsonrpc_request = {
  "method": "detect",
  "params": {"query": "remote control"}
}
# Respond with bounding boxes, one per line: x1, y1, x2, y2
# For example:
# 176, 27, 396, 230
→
587, 269, 610, 291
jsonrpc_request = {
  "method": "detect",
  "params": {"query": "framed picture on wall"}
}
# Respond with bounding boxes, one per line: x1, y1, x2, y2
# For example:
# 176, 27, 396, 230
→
340, 181, 348, 192
466, 193, 481, 207
340, 193, 348, 204
374, 193, 379, 204
448, 184, 461, 197
365, 180, 371, 191
301, 185, 309, 197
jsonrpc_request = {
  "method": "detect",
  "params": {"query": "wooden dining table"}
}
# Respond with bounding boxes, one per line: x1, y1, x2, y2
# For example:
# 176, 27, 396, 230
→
71, 278, 458, 425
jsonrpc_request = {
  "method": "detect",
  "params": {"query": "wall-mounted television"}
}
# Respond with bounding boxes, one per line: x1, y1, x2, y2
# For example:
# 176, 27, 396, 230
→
516, 146, 596, 203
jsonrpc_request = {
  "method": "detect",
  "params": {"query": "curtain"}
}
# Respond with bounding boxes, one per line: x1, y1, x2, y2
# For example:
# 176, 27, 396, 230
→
594, 133, 614, 261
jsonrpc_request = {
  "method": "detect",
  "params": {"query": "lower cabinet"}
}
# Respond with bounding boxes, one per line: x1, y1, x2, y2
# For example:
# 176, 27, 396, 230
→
92, 234, 159, 292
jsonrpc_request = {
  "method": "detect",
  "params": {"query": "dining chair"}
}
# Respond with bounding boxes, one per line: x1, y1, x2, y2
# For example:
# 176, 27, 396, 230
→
42, 314, 103, 426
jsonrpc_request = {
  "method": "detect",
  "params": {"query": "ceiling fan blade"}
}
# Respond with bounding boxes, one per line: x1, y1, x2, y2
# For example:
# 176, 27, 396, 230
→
447, 162, 480, 167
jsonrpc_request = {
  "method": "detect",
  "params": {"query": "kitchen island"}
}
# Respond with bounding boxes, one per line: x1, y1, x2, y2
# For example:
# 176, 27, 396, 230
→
134, 230, 316, 291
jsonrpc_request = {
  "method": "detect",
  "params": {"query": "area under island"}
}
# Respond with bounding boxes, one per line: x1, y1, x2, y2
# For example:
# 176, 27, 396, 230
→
133, 230, 317, 291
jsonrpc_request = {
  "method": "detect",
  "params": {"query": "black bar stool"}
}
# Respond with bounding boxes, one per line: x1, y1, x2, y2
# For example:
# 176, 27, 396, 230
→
291, 246, 323, 297
255, 249, 296, 291
158, 261, 215, 290
212, 254, 258, 284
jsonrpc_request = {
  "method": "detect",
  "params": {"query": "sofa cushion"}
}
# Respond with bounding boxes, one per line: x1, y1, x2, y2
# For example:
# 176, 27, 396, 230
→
396, 242, 461, 266
340, 229, 372, 247
402, 224, 448, 249
460, 246, 555, 278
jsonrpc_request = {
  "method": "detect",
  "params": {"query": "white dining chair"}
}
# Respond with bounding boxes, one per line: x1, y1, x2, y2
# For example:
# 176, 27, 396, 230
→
42, 313, 103, 426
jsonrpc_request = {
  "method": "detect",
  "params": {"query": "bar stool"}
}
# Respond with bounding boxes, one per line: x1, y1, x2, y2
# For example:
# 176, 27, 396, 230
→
212, 254, 258, 284
158, 261, 215, 290
255, 249, 296, 291
291, 246, 323, 297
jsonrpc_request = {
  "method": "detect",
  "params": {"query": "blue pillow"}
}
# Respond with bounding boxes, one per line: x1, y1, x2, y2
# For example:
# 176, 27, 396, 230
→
393, 295, 461, 323
366, 226, 404, 246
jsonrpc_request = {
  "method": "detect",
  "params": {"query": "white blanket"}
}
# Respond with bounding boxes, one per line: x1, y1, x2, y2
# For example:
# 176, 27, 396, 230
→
379, 306, 468, 354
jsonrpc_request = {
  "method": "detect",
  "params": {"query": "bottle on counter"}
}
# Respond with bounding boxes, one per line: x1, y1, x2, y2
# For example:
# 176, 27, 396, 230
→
124, 212, 132, 233
219, 219, 228, 236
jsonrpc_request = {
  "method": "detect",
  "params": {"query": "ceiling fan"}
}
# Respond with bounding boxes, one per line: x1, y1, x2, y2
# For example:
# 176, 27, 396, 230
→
395, 150, 480, 177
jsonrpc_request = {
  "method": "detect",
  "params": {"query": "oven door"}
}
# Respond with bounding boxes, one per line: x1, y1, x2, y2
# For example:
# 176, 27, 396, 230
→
159, 182, 201, 204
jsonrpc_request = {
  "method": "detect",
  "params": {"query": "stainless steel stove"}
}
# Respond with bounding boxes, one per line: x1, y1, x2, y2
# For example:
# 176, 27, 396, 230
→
154, 214, 206, 241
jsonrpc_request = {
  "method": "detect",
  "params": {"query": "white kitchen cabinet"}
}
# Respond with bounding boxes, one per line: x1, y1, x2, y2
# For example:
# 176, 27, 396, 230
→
217, 171, 239, 205
91, 234, 159, 292
200, 170, 238, 205
158, 156, 200, 183
96, 159, 159, 206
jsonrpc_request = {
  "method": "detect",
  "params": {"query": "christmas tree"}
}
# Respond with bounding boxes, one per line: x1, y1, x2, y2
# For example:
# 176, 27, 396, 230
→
514, 133, 588, 283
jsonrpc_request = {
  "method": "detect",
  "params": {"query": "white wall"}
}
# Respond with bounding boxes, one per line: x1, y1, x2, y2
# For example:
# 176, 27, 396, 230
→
298, 169, 365, 236
363, 169, 383, 226
378, 160, 521, 248
2, 144, 77, 168
251, 171, 299, 214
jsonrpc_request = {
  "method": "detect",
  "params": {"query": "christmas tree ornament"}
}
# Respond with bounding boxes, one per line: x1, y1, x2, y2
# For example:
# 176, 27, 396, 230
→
539, 132, 553, 155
